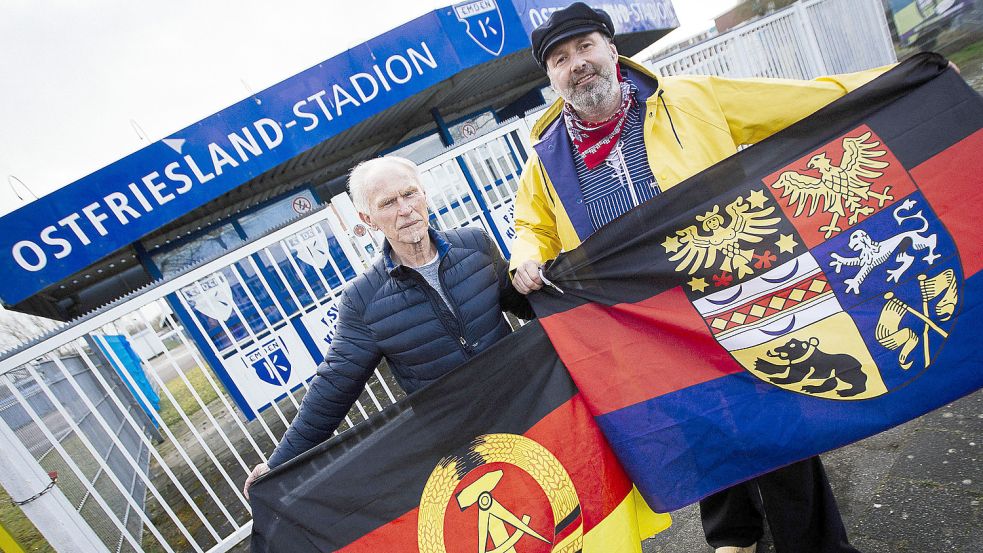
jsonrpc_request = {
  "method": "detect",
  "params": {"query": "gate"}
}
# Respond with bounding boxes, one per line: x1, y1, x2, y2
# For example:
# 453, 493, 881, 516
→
329, 118, 536, 263
0, 207, 399, 553
417, 121, 534, 258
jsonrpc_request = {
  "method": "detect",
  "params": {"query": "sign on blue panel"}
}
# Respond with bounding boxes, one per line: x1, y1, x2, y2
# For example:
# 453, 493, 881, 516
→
170, 217, 358, 419
513, 0, 677, 36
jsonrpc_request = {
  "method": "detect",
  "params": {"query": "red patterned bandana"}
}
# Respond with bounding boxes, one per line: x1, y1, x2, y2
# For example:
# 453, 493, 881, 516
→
562, 68, 634, 170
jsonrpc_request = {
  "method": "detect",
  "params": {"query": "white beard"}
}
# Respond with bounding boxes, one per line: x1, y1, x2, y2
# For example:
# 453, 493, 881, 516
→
569, 72, 619, 114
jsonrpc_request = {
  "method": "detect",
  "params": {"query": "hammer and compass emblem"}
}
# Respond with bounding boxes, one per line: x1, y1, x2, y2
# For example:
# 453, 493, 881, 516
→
457, 470, 550, 553
419, 434, 583, 553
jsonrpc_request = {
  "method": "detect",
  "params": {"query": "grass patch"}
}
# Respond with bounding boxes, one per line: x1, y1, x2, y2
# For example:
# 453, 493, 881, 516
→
946, 39, 983, 68
158, 365, 221, 427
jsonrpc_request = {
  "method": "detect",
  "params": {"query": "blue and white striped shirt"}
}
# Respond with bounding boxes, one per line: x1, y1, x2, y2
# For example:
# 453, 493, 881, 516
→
571, 81, 660, 234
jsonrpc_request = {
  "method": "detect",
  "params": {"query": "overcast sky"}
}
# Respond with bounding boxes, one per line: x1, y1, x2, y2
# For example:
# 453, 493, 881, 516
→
0, 0, 736, 215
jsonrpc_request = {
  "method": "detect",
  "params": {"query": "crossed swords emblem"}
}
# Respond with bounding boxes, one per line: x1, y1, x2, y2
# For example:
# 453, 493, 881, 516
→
456, 470, 550, 553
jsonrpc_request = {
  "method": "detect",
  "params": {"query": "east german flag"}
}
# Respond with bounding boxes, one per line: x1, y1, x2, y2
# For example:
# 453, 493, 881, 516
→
532, 53, 983, 512
249, 321, 671, 552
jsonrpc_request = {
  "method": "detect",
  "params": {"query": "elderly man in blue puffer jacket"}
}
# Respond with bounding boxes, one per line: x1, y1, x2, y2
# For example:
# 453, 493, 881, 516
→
244, 156, 532, 496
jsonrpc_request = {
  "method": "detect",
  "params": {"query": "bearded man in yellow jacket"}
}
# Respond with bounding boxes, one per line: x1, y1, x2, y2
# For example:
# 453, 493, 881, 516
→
509, 3, 895, 553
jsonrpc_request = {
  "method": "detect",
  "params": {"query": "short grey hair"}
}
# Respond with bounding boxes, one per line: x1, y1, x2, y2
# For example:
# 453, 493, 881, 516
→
348, 156, 422, 213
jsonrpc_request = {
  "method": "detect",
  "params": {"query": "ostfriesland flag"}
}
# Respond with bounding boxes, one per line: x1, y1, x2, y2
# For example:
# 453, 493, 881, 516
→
250, 321, 671, 552
531, 53, 983, 512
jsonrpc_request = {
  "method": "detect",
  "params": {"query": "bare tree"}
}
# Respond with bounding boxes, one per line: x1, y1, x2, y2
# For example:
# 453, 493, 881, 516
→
0, 307, 63, 351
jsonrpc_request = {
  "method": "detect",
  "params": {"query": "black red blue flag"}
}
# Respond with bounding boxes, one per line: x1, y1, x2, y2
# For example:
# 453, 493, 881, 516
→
532, 53, 983, 512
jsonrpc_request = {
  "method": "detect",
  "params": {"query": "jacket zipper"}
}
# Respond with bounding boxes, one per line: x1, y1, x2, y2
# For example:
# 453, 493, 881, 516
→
657, 89, 683, 149
436, 263, 474, 355
616, 144, 640, 208
404, 261, 473, 357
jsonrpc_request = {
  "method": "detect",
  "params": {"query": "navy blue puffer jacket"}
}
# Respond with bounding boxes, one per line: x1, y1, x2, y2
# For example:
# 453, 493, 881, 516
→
267, 226, 531, 467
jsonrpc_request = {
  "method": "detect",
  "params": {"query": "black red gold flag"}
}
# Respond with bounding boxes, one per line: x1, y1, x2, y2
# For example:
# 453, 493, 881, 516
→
250, 321, 670, 552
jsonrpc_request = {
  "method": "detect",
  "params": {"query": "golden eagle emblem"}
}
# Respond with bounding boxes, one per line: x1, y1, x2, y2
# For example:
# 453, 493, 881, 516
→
771, 131, 895, 238
668, 195, 780, 279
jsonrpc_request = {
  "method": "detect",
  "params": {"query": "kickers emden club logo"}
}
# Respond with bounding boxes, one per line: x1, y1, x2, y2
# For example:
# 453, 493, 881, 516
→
662, 125, 961, 400
418, 434, 582, 553
453, 0, 505, 57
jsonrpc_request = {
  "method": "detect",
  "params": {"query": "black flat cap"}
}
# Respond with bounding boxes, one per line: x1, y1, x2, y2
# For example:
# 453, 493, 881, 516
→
531, 2, 615, 69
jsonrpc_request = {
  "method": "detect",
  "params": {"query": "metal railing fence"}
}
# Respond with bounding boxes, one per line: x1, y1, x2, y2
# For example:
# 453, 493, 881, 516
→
417, 121, 534, 259
0, 208, 395, 553
645, 0, 896, 79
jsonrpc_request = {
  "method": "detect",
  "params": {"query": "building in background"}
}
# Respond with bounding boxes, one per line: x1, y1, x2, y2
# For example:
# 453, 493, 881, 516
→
715, 0, 798, 31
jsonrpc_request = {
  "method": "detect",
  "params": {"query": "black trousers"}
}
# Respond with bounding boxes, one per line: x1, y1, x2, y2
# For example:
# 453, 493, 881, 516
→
699, 457, 860, 553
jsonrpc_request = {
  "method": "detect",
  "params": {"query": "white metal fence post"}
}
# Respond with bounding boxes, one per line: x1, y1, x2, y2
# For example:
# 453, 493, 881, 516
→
0, 413, 110, 553
794, 0, 829, 77
866, 0, 899, 65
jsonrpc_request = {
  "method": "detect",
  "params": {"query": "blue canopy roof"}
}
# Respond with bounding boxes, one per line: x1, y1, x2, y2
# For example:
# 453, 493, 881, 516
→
0, 0, 676, 315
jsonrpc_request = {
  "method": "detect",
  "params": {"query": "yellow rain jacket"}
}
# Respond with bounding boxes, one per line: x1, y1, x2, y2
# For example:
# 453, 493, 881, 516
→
510, 56, 890, 270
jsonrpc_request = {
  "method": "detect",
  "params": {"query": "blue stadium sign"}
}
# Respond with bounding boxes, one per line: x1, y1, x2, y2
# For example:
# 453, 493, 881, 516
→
514, 0, 678, 35
0, 0, 676, 305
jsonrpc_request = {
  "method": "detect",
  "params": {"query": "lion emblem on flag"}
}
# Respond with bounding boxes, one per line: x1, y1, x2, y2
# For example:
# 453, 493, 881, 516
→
828, 199, 940, 294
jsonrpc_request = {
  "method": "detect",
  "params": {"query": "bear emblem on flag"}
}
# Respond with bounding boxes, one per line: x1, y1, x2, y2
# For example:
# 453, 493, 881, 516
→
754, 334, 868, 397
673, 125, 963, 400
687, 253, 889, 400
